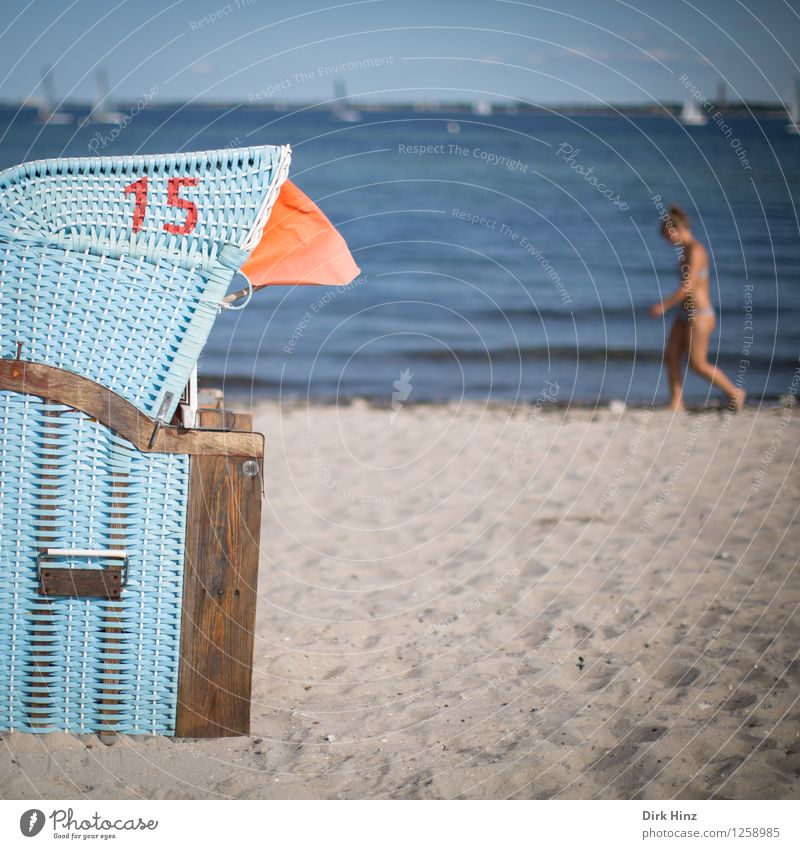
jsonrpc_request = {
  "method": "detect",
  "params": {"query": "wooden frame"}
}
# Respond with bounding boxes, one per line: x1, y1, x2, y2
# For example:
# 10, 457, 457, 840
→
1, 358, 264, 738
175, 453, 262, 737
0, 359, 262, 457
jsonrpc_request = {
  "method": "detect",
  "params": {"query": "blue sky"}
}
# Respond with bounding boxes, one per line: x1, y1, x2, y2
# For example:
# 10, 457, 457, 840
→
2, 0, 799, 106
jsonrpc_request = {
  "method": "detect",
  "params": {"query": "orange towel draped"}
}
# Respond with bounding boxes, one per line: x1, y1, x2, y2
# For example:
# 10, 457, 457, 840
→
241, 179, 360, 287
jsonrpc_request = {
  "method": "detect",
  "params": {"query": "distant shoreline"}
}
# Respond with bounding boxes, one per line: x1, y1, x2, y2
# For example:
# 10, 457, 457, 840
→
219, 393, 786, 411
0, 101, 790, 117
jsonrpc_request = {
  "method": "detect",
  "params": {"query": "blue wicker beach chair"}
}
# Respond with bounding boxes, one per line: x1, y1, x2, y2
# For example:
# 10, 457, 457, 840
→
0, 146, 290, 737
0, 145, 290, 419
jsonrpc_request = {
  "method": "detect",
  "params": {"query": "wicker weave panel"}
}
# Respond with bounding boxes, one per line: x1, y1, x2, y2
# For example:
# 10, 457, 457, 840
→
0, 146, 290, 419
0, 392, 189, 735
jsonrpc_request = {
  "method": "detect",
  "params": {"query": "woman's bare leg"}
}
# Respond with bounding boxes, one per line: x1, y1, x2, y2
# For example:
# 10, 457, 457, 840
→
687, 315, 746, 410
665, 315, 687, 410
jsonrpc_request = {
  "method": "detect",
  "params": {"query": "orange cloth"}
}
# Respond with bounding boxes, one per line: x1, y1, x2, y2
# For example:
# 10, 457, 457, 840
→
241, 179, 360, 287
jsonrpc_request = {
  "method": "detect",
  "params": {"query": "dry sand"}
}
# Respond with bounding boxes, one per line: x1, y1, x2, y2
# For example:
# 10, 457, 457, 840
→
2, 401, 799, 799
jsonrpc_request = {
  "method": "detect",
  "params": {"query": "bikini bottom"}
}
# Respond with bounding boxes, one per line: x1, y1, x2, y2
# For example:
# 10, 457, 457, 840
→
678, 307, 715, 322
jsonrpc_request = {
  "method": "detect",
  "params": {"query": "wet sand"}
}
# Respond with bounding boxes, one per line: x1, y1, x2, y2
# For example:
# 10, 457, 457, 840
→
2, 402, 798, 799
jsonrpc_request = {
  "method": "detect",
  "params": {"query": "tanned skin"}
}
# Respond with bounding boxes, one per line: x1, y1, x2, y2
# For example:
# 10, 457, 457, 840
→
650, 217, 745, 412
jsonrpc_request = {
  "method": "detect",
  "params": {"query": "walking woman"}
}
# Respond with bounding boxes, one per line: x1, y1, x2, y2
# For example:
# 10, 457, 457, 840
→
650, 204, 745, 412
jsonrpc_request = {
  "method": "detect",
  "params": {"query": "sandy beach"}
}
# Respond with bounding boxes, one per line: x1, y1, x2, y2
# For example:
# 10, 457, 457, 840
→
2, 400, 798, 800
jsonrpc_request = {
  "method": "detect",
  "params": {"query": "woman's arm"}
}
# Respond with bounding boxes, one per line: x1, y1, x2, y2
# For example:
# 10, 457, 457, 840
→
650, 246, 697, 316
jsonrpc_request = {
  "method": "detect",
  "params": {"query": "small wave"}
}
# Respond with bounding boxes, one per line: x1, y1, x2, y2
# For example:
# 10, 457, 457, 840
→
471, 303, 792, 322
396, 345, 792, 368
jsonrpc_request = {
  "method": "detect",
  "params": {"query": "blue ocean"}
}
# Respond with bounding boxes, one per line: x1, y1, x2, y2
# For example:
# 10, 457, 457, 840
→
1, 106, 797, 406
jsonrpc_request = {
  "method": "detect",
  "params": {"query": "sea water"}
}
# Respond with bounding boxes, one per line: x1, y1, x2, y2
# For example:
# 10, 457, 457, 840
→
1, 106, 797, 406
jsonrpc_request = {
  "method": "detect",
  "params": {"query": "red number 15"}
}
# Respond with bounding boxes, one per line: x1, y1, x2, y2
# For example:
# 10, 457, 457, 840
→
124, 176, 199, 234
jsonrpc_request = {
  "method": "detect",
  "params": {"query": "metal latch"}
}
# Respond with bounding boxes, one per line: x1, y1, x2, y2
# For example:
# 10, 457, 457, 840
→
193, 408, 237, 432
37, 549, 129, 599
148, 392, 174, 449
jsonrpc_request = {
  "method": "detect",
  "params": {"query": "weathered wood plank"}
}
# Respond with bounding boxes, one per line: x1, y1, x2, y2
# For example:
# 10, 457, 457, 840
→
175, 454, 262, 737
0, 360, 263, 457
38, 565, 125, 599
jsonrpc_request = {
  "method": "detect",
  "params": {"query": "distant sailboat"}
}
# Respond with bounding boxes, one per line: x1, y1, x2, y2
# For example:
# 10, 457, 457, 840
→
680, 97, 707, 126
331, 80, 360, 123
786, 78, 799, 134
81, 69, 125, 126
36, 65, 73, 125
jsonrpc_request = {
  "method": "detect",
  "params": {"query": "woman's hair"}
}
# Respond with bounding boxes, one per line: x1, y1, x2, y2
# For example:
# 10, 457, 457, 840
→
662, 203, 690, 233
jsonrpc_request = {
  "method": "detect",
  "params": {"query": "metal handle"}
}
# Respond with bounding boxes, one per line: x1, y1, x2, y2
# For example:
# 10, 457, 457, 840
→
43, 548, 127, 559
